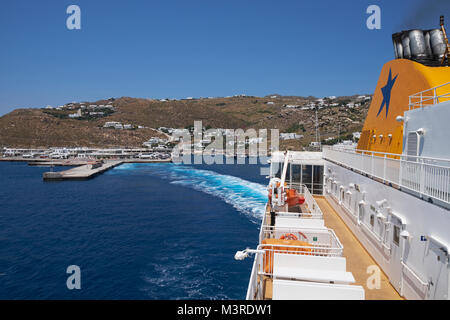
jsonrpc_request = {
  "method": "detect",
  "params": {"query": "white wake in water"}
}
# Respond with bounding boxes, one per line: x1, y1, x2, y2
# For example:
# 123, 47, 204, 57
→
112, 163, 268, 222
112, 163, 265, 299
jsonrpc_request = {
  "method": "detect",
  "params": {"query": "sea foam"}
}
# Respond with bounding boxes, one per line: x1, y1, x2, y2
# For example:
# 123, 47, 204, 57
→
111, 163, 267, 223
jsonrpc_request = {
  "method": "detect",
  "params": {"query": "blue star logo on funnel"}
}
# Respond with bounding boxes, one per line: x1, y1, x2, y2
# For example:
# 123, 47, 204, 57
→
377, 68, 398, 118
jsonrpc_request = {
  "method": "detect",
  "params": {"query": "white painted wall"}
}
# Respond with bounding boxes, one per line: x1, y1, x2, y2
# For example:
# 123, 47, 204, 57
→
325, 160, 450, 300
403, 101, 450, 159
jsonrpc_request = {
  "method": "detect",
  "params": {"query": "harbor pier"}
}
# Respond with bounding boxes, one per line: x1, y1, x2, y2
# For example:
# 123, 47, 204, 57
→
43, 160, 123, 181
42, 158, 172, 181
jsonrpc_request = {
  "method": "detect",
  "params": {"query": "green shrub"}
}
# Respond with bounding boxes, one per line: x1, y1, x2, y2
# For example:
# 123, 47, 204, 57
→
286, 123, 305, 133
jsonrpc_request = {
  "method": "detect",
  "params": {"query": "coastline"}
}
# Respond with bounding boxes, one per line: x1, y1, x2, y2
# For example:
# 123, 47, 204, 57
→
0, 157, 173, 164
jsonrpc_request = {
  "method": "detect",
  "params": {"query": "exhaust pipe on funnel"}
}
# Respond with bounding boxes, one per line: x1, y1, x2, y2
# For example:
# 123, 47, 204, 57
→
409, 30, 427, 59
392, 16, 449, 66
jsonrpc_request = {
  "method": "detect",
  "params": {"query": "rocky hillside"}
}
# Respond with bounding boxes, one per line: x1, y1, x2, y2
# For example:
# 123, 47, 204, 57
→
0, 95, 370, 148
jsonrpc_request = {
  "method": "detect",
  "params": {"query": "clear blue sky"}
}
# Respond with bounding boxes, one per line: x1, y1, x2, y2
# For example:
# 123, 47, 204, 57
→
0, 0, 448, 115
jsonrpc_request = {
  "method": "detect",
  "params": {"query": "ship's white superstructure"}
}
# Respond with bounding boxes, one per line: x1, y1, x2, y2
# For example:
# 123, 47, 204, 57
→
237, 17, 450, 299
322, 83, 450, 300
237, 82, 450, 300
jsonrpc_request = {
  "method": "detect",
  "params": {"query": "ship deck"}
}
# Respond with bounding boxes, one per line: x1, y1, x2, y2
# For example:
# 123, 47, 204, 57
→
314, 196, 402, 300
257, 186, 401, 300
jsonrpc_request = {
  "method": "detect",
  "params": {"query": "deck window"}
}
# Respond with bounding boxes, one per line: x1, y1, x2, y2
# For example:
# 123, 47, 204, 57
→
272, 162, 283, 179
283, 163, 324, 195
301, 165, 312, 191
312, 165, 324, 195
291, 164, 301, 187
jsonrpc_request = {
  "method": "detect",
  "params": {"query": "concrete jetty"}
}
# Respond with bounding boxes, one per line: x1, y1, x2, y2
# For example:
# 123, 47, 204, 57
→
43, 160, 123, 181
29, 160, 89, 167
42, 158, 172, 181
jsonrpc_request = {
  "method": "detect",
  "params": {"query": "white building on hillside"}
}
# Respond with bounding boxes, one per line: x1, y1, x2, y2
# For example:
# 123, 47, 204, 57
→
280, 133, 303, 140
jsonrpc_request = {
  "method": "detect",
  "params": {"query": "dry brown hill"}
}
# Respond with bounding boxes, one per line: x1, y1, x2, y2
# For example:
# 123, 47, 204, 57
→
0, 95, 370, 148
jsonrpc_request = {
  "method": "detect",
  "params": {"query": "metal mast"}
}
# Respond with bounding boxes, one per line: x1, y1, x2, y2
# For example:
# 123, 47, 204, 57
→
315, 108, 321, 150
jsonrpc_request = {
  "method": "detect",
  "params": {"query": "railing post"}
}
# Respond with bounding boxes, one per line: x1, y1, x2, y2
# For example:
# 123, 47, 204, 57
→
361, 151, 364, 172
371, 152, 374, 176
399, 156, 403, 187
384, 154, 387, 182
420, 158, 425, 198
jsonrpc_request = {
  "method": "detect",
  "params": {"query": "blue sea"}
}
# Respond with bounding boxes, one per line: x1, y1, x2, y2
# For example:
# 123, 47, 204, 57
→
0, 160, 268, 299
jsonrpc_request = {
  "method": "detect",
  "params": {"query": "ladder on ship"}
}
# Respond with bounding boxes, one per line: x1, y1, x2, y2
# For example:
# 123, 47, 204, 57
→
441, 16, 450, 66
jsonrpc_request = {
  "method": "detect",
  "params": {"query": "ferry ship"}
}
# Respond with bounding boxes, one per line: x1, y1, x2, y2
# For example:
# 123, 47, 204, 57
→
236, 16, 450, 300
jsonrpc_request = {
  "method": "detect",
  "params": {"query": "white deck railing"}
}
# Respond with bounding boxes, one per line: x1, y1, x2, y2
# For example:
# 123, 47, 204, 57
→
246, 227, 343, 300
273, 211, 323, 219
264, 183, 323, 226
323, 147, 450, 205
246, 253, 262, 300
248, 185, 328, 300
409, 82, 450, 110
299, 184, 323, 216
285, 183, 323, 215
259, 226, 343, 256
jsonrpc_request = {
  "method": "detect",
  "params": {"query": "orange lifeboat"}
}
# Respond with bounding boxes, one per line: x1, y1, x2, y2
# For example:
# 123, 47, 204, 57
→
261, 238, 312, 273
286, 188, 305, 207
